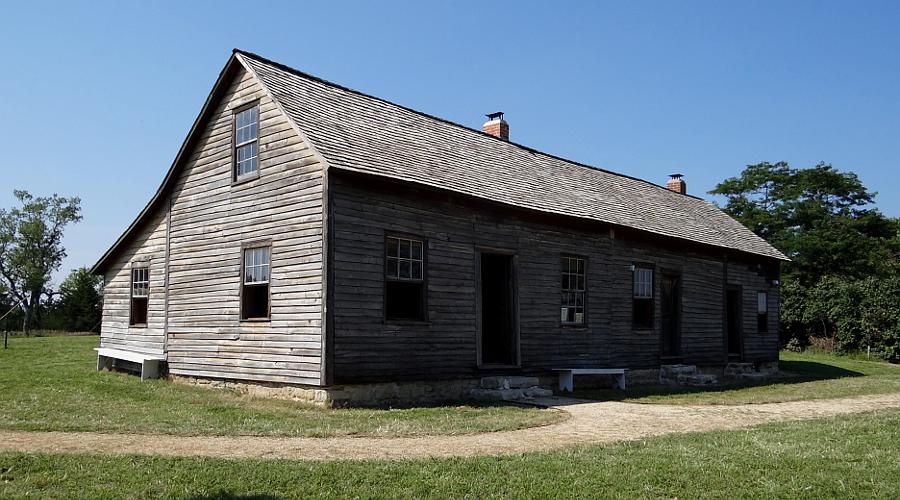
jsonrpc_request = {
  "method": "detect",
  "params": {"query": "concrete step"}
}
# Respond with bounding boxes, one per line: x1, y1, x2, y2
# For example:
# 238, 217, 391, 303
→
660, 364, 699, 385
660, 364, 698, 377
470, 380, 554, 402
523, 387, 554, 398
724, 362, 756, 377
478, 376, 539, 390
678, 373, 718, 386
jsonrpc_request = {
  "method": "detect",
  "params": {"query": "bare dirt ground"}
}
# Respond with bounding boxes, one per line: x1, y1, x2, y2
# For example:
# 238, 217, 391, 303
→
2, 393, 899, 461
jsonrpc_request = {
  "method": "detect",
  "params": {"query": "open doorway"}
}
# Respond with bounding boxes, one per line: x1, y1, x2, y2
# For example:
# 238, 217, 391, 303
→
726, 286, 743, 360
660, 272, 682, 358
478, 252, 518, 366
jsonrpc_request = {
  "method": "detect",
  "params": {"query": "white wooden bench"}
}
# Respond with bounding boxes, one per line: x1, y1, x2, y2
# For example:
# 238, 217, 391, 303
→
95, 348, 165, 382
553, 368, 627, 392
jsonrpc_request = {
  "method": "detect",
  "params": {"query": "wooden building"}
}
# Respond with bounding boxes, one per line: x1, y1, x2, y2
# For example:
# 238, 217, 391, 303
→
92, 50, 787, 394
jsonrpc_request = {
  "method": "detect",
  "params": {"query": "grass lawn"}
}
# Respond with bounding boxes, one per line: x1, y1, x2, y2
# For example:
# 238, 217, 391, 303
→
575, 350, 900, 405
1, 409, 898, 498
0, 335, 559, 437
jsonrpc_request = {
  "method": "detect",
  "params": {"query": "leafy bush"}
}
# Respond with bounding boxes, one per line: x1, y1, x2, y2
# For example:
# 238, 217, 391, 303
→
782, 275, 900, 361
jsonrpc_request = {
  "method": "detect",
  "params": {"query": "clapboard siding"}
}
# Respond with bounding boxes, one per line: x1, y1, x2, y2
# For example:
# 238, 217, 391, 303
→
98, 63, 325, 385
165, 66, 324, 385
727, 260, 781, 362
329, 171, 779, 383
99, 207, 168, 355
98, 51, 783, 389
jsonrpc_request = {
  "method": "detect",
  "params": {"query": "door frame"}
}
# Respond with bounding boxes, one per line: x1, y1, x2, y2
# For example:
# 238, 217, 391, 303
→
474, 246, 521, 368
659, 269, 683, 359
725, 284, 744, 360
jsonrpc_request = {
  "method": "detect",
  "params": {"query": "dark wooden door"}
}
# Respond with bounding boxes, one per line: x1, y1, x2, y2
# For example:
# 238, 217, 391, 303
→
660, 273, 682, 357
726, 287, 743, 359
479, 253, 517, 365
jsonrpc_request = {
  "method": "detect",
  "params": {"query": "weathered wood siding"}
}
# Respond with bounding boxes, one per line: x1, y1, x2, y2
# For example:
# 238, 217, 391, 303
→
99, 207, 168, 355
329, 172, 780, 383
727, 260, 781, 362
99, 64, 325, 385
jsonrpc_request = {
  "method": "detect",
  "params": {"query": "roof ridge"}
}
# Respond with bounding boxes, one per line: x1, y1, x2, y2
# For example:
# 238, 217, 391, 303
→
232, 48, 706, 202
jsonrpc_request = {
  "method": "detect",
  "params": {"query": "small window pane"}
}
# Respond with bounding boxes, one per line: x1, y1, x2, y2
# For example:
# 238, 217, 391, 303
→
399, 260, 411, 279
387, 238, 399, 257
386, 257, 398, 277
399, 240, 410, 258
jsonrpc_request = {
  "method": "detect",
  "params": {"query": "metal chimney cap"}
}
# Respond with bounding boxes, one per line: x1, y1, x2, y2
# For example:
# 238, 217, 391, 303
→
485, 111, 505, 121
669, 173, 684, 180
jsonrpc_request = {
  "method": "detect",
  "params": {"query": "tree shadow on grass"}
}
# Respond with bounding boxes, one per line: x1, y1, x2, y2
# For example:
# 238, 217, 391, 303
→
570, 360, 863, 403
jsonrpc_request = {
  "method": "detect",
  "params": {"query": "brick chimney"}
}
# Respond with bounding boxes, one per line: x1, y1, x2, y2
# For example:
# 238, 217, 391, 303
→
666, 173, 687, 194
482, 111, 509, 140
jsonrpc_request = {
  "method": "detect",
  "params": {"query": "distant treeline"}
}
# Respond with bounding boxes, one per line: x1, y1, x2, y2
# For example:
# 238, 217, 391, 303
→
0, 267, 101, 334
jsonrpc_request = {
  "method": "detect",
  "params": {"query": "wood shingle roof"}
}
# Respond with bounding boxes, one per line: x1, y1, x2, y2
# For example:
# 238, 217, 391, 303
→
237, 50, 787, 261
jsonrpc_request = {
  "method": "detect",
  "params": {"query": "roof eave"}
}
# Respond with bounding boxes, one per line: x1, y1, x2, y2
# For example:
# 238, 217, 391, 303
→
91, 53, 245, 275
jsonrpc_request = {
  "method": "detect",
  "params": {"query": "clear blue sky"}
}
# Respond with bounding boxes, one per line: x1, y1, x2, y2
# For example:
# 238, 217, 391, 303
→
2, 1, 899, 283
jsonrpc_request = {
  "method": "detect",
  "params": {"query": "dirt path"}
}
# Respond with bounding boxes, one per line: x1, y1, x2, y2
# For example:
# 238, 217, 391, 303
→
2, 393, 899, 460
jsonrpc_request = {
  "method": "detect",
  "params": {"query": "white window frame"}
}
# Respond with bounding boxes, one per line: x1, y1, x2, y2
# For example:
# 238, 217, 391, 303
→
129, 265, 150, 326
385, 236, 424, 282
633, 267, 653, 299
243, 246, 270, 285
131, 267, 149, 298
234, 105, 259, 180
560, 256, 586, 325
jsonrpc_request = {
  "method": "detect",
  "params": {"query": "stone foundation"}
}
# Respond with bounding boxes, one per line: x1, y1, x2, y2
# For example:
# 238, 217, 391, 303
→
170, 375, 332, 405
470, 376, 554, 401
170, 360, 782, 406
659, 364, 719, 386
170, 374, 484, 408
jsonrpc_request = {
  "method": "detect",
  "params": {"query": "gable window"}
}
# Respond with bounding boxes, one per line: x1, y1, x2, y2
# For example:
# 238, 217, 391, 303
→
241, 246, 270, 320
632, 265, 654, 329
385, 236, 425, 320
129, 266, 149, 326
757, 291, 769, 333
560, 256, 586, 325
233, 105, 259, 181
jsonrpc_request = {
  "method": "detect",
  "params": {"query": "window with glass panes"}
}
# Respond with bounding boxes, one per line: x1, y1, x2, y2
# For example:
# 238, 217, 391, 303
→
385, 236, 425, 320
560, 256, 586, 325
241, 246, 270, 319
130, 266, 149, 326
632, 265, 654, 328
757, 291, 769, 333
234, 105, 259, 179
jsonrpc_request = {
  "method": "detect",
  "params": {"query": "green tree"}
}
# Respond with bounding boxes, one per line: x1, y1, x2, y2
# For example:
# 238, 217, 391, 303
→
54, 267, 103, 332
0, 190, 82, 333
711, 162, 899, 285
711, 162, 900, 358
